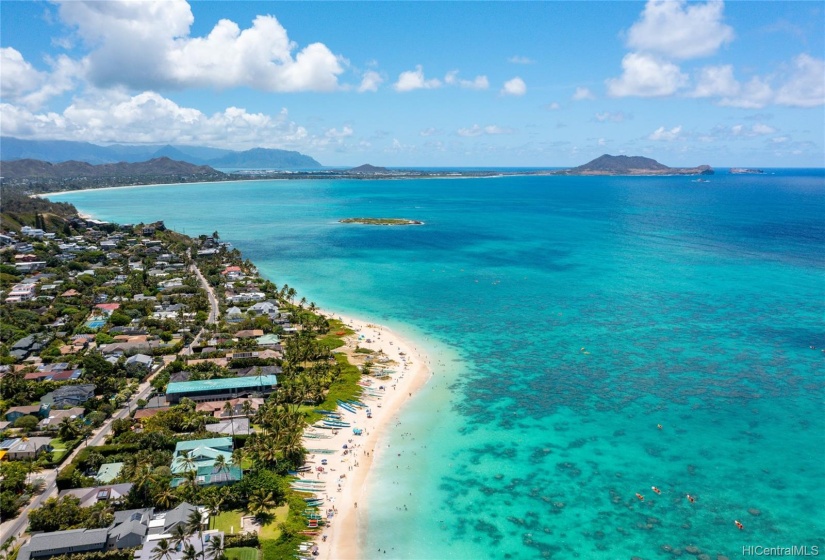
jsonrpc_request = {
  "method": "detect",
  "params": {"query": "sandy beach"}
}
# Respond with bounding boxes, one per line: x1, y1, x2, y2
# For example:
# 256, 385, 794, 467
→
296, 310, 432, 560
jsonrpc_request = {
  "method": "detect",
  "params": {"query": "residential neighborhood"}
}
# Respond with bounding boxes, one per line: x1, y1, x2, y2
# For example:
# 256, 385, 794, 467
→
1, 200, 366, 560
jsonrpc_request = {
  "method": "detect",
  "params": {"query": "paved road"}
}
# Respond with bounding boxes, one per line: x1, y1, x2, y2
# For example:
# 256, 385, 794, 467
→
183, 260, 219, 355
0, 358, 173, 545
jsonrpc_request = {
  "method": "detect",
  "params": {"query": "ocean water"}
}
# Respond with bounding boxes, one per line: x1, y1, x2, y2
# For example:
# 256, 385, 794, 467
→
51, 171, 825, 559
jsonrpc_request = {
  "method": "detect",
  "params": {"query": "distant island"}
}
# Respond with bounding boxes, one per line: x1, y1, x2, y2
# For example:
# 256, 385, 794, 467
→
729, 168, 765, 174
555, 154, 713, 176
340, 218, 424, 226
348, 164, 389, 174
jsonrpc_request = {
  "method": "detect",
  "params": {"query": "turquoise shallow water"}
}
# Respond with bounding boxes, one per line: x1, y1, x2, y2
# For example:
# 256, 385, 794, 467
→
51, 171, 825, 559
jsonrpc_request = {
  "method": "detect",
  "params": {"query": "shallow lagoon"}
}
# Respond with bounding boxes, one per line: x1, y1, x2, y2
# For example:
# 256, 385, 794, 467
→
53, 170, 825, 558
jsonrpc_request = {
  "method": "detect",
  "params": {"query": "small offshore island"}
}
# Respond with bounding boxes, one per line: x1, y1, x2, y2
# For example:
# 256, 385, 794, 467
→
339, 218, 424, 226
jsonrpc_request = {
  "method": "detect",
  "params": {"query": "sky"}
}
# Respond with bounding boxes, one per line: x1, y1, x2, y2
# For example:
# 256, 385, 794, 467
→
1, 1, 823, 167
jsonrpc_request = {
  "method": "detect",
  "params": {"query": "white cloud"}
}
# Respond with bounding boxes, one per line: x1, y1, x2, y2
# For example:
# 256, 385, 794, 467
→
691, 64, 739, 98
457, 124, 515, 137
325, 126, 354, 139
572, 87, 595, 101
419, 127, 440, 137
545, 102, 561, 110
0, 48, 81, 109
508, 56, 534, 64
598, 138, 607, 146
626, 0, 734, 60
648, 125, 683, 141
729, 123, 777, 137
444, 71, 489, 90
500, 77, 526, 96
595, 111, 625, 123
56, 1, 345, 92
606, 52, 687, 97
719, 76, 773, 108
358, 70, 383, 93
775, 54, 825, 108
394, 65, 441, 92
0, 90, 331, 150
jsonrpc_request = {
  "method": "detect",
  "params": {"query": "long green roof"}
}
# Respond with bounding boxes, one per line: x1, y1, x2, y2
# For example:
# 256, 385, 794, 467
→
165, 375, 278, 395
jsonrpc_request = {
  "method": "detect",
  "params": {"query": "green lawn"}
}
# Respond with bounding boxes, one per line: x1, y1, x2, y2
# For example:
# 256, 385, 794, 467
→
211, 510, 243, 534
258, 504, 289, 540
225, 548, 258, 560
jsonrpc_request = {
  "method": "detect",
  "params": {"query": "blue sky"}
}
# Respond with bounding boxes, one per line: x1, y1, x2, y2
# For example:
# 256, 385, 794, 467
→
1, 1, 823, 167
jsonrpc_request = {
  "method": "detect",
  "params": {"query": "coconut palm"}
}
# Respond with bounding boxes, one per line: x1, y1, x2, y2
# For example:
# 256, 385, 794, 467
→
57, 417, 81, 441
151, 539, 174, 560
186, 509, 205, 558
212, 454, 229, 475
170, 524, 189, 552
180, 451, 198, 474
221, 401, 235, 444
182, 543, 199, 560
207, 535, 225, 560
154, 487, 178, 510
247, 488, 276, 521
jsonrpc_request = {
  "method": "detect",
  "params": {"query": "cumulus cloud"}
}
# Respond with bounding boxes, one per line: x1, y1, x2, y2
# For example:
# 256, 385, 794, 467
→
572, 87, 595, 101
457, 124, 515, 137
444, 71, 489, 90
545, 102, 561, 110
626, 0, 734, 60
500, 77, 526, 96
393, 65, 441, 92
56, 0, 345, 92
718, 76, 773, 108
595, 111, 626, 123
0, 90, 334, 150
0, 48, 81, 109
648, 125, 683, 141
691, 64, 739, 98
775, 54, 825, 108
508, 56, 534, 64
729, 123, 776, 137
606, 52, 687, 97
358, 70, 383, 92
419, 127, 441, 137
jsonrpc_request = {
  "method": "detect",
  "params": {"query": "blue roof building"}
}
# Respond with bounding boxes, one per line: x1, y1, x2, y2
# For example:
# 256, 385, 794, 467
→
164, 374, 277, 404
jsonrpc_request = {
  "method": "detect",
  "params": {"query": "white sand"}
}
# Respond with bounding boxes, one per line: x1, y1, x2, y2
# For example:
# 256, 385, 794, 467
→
297, 311, 432, 560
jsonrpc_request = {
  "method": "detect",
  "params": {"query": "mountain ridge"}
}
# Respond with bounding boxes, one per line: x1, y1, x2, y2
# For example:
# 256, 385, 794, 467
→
0, 137, 322, 169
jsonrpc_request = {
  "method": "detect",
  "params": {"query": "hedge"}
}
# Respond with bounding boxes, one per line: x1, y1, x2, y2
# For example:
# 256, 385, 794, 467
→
56, 443, 143, 490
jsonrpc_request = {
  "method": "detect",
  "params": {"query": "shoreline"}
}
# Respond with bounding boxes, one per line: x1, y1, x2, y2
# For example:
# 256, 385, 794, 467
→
304, 308, 433, 560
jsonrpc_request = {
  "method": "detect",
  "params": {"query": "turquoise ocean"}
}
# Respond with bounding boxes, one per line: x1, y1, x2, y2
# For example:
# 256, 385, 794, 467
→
51, 171, 824, 559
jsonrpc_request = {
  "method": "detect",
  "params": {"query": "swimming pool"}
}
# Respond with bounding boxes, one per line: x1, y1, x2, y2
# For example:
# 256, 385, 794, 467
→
86, 318, 106, 329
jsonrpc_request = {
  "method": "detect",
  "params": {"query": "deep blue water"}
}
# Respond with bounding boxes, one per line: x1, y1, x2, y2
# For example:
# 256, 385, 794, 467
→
51, 170, 825, 559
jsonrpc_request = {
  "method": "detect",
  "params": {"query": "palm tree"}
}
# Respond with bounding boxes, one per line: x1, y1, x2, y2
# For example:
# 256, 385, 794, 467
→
247, 488, 276, 521
186, 509, 205, 559
241, 400, 253, 420
180, 451, 198, 474
154, 487, 177, 510
151, 539, 174, 560
182, 543, 199, 560
202, 492, 224, 530
231, 447, 245, 471
170, 524, 190, 552
207, 535, 225, 560
57, 417, 81, 441
221, 401, 235, 445
212, 454, 228, 476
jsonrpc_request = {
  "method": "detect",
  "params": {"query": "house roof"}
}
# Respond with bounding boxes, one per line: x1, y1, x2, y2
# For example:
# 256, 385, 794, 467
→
58, 483, 134, 507
21, 528, 109, 560
96, 462, 124, 484
174, 437, 233, 453
165, 375, 277, 395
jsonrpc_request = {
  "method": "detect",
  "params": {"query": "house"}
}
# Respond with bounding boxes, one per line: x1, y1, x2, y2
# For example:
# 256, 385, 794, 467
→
4, 404, 49, 422
205, 418, 251, 436
5, 437, 53, 460
125, 354, 153, 370
5, 283, 37, 303
58, 483, 134, 508
38, 407, 85, 430
41, 384, 95, 407
95, 303, 121, 315
235, 329, 264, 339
225, 307, 243, 323
17, 528, 111, 560
248, 301, 279, 316
164, 375, 278, 404
256, 334, 280, 347
96, 462, 124, 484
169, 438, 240, 488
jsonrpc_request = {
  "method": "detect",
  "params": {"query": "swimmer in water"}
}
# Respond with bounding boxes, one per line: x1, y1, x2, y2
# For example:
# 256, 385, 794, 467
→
686, 494, 696, 503
635, 493, 645, 502
657, 424, 663, 430
651, 486, 661, 495
735, 520, 744, 530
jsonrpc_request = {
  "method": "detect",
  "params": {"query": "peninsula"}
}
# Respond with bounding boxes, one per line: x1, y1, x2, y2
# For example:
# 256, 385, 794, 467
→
555, 154, 714, 176
339, 218, 424, 226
